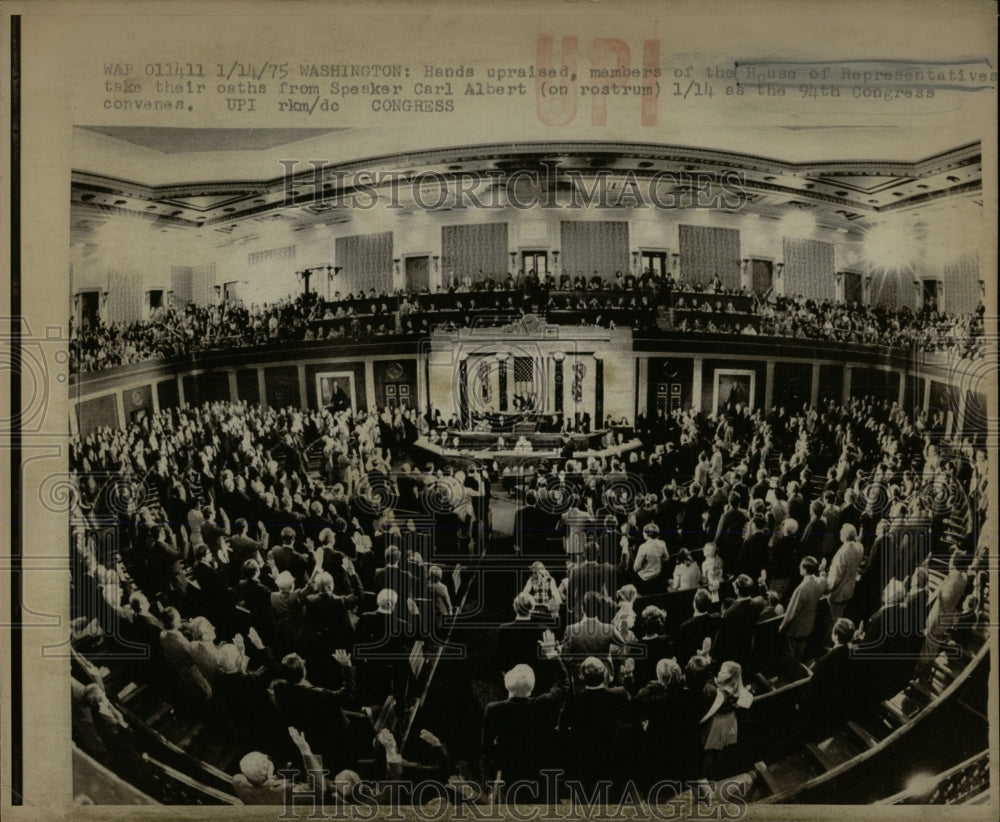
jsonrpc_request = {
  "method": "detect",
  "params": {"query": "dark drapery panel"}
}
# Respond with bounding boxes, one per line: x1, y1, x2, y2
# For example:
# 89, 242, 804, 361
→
560, 221, 629, 281
783, 238, 835, 301
441, 223, 509, 285
942, 256, 981, 315
171, 266, 193, 305
678, 225, 741, 288
335, 232, 394, 294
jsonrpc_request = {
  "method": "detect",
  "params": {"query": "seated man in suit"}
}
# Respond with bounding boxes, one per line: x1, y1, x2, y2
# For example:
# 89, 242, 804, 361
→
482, 631, 568, 801
560, 591, 615, 681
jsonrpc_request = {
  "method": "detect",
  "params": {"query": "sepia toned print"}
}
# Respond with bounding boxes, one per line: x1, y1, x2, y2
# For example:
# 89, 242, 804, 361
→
1, 1, 997, 820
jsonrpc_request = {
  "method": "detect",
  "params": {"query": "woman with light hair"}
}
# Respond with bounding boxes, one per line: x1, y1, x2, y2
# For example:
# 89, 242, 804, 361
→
523, 561, 561, 615
701, 542, 725, 593
699, 660, 753, 778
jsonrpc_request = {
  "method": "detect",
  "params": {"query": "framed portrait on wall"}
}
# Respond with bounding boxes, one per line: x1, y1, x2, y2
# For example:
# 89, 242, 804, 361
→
713, 369, 756, 416
316, 371, 355, 413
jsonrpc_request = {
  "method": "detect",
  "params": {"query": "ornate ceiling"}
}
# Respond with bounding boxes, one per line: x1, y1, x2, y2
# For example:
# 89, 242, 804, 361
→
70, 130, 981, 248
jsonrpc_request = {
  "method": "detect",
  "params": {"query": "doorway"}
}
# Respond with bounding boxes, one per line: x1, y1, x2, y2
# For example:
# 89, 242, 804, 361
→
641, 251, 668, 279
79, 290, 100, 331
148, 289, 164, 311
843, 271, 862, 305
751, 259, 773, 296
521, 250, 548, 276
921, 279, 939, 312
223, 281, 242, 304
406, 256, 430, 293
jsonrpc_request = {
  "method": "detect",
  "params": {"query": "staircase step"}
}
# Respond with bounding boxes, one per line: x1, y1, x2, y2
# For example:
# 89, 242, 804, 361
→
764, 751, 822, 793
805, 742, 837, 772
908, 680, 936, 705
817, 732, 867, 766
177, 722, 205, 751
753, 761, 781, 796
880, 698, 911, 728
144, 702, 173, 728
117, 681, 144, 704
846, 720, 880, 749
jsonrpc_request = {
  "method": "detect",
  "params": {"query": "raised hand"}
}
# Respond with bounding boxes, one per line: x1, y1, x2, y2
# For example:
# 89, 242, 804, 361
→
419, 729, 442, 747
332, 649, 352, 667
288, 726, 310, 753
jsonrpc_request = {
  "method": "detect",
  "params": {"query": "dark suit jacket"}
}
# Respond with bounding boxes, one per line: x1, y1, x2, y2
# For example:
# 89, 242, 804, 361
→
713, 597, 765, 668
481, 658, 569, 785
561, 618, 614, 668
268, 544, 310, 585
270, 589, 309, 651
674, 612, 720, 664
270, 668, 355, 772
566, 561, 617, 619
496, 619, 546, 674
373, 565, 417, 600
715, 508, 748, 565
798, 644, 859, 731
558, 685, 631, 783
236, 577, 276, 641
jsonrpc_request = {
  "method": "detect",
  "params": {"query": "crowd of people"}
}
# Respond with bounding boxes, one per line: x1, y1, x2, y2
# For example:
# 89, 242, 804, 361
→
70, 268, 987, 373
69, 378, 989, 805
